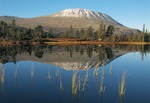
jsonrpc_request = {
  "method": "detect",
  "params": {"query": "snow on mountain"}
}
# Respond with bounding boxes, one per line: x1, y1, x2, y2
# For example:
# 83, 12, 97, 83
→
49, 8, 118, 24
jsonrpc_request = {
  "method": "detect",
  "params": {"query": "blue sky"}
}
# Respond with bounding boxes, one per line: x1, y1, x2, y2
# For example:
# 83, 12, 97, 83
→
0, 0, 150, 30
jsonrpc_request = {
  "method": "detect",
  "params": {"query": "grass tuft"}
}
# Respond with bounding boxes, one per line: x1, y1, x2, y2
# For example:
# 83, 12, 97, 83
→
118, 71, 126, 96
48, 67, 51, 80
72, 71, 77, 95
99, 67, 105, 94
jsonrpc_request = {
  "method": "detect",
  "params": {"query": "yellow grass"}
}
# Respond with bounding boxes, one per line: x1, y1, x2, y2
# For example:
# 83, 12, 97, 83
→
60, 75, 63, 93
31, 63, 34, 80
56, 68, 60, 77
93, 64, 99, 76
99, 66, 105, 94
72, 72, 77, 95
118, 72, 126, 96
109, 63, 112, 76
48, 67, 51, 80
82, 70, 89, 91
1, 67, 5, 88
0, 39, 150, 46
14, 64, 18, 79
78, 76, 81, 91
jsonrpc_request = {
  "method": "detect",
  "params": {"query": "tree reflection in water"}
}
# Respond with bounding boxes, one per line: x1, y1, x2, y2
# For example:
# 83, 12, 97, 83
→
0, 44, 149, 103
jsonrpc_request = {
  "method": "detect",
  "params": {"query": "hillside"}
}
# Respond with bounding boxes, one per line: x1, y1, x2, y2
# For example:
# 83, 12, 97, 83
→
0, 8, 140, 35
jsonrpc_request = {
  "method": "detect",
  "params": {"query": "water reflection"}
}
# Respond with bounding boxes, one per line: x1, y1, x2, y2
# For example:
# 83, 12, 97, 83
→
99, 65, 105, 95
31, 63, 34, 83
0, 65, 5, 94
118, 71, 126, 97
0, 45, 150, 67
0, 44, 150, 103
48, 66, 51, 80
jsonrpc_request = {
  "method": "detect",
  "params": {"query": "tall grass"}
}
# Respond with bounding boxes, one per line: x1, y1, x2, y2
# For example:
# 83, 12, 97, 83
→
48, 67, 51, 80
72, 72, 77, 95
31, 63, 34, 81
93, 67, 99, 77
1, 66, 5, 88
56, 68, 60, 77
118, 72, 126, 96
99, 66, 105, 94
93, 63, 100, 86
82, 70, 88, 91
0, 64, 2, 69
109, 63, 112, 76
60, 74, 63, 93
14, 64, 18, 80
78, 76, 80, 91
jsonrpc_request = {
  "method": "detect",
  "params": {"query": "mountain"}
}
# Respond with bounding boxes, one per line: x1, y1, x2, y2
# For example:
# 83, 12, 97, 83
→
49, 8, 121, 25
0, 8, 140, 35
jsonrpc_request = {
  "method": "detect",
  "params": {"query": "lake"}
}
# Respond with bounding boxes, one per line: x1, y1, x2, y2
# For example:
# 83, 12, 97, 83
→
0, 44, 150, 103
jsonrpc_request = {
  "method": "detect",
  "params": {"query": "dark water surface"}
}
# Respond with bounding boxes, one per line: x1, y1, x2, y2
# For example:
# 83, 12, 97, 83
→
0, 45, 150, 103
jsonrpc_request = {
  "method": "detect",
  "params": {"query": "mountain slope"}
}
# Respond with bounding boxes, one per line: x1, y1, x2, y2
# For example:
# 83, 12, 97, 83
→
0, 8, 140, 35
48, 8, 121, 25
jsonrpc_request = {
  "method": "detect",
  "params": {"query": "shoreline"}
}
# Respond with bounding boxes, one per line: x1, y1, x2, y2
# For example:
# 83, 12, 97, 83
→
0, 41, 150, 45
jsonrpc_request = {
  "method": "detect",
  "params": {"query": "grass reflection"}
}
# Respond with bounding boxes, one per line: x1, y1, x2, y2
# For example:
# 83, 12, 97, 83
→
1, 67, 4, 88
0, 65, 5, 94
109, 63, 112, 76
59, 73, 63, 94
48, 66, 51, 80
99, 66, 105, 95
72, 71, 77, 95
82, 70, 88, 91
118, 71, 126, 96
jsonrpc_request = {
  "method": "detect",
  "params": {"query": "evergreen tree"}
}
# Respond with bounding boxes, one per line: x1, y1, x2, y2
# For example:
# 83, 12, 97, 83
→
11, 19, 16, 27
34, 25, 43, 41
106, 25, 114, 37
48, 27, 53, 38
65, 30, 69, 38
0, 21, 8, 39
16, 29, 23, 40
97, 22, 106, 41
69, 25, 73, 38
87, 26, 93, 40
24, 28, 33, 40
142, 24, 146, 42
76, 30, 80, 38
10, 19, 17, 40
80, 28, 85, 39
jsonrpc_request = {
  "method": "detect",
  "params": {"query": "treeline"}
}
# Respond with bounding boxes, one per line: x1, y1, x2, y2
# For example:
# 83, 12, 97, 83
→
63, 22, 115, 41
0, 20, 55, 41
0, 19, 150, 42
64, 23, 150, 42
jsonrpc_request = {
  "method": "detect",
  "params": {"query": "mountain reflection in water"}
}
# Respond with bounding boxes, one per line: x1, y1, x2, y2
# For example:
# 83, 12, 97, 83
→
0, 44, 150, 103
0, 44, 149, 69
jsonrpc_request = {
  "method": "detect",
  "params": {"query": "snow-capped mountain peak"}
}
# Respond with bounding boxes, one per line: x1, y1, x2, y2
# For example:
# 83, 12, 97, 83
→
49, 8, 117, 24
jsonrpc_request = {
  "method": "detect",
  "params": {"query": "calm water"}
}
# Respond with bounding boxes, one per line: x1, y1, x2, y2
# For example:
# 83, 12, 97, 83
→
0, 45, 150, 103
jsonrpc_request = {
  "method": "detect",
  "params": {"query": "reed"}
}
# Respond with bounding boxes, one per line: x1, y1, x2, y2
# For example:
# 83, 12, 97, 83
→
82, 70, 88, 91
72, 72, 77, 95
31, 63, 34, 80
0, 64, 2, 69
109, 63, 112, 76
56, 68, 60, 77
14, 64, 18, 79
48, 67, 51, 80
1, 67, 5, 88
99, 67, 105, 94
60, 76, 63, 92
78, 76, 80, 91
93, 67, 99, 77
93, 62, 100, 76
118, 72, 126, 96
